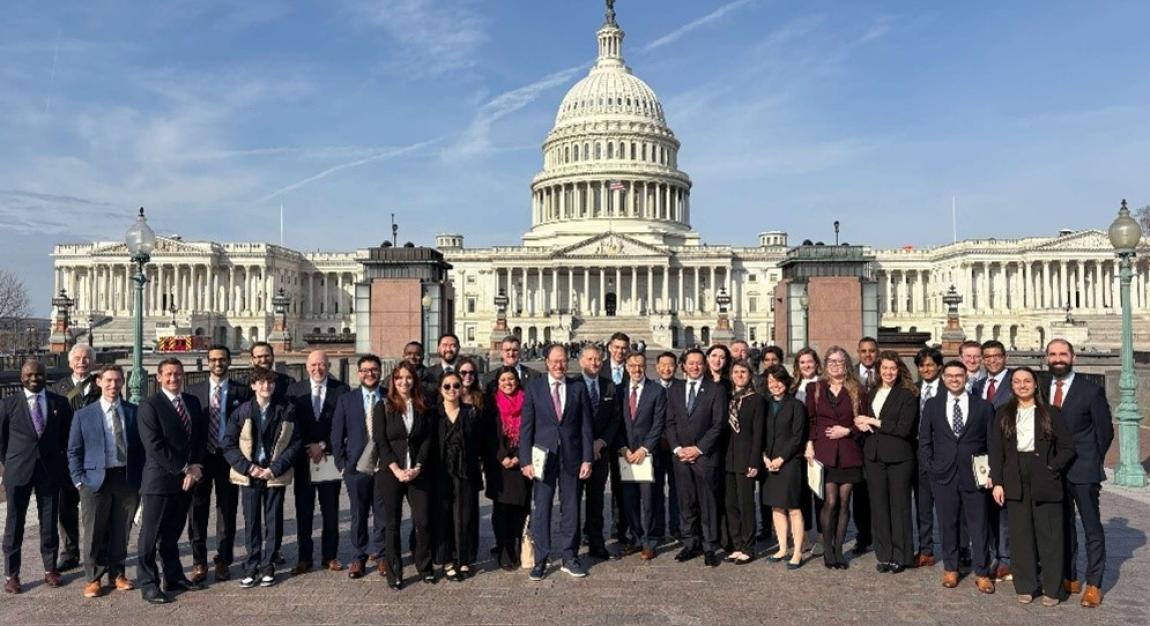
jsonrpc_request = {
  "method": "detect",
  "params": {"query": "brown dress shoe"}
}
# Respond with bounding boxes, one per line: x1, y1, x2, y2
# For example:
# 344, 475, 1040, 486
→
941, 571, 959, 588
113, 575, 135, 591
324, 559, 345, 572
1064, 579, 1081, 594
5, 576, 22, 594
214, 562, 230, 581
915, 553, 936, 568
640, 548, 656, 561
1080, 584, 1103, 608
83, 580, 104, 598
975, 576, 995, 594
377, 561, 389, 577
290, 561, 313, 576
994, 565, 1012, 582
44, 571, 63, 588
348, 560, 365, 579
189, 562, 208, 584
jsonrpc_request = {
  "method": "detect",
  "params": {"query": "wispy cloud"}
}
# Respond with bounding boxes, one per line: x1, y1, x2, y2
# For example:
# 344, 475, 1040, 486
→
0, 189, 121, 236
256, 139, 441, 204
345, 0, 487, 77
642, 0, 759, 53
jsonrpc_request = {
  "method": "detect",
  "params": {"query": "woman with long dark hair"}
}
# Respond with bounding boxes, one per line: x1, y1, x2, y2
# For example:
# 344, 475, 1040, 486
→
722, 360, 764, 564
989, 367, 1075, 606
706, 344, 732, 391
760, 365, 807, 569
483, 367, 532, 570
456, 356, 485, 412
432, 372, 484, 581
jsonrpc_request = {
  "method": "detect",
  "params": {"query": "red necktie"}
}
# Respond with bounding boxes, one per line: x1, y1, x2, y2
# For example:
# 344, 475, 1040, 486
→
629, 385, 638, 421
985, 377, 996, 401
1053, 381, 1064, 408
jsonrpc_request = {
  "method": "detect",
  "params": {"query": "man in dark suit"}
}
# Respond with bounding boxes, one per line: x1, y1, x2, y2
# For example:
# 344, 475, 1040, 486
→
971, 339, 1013, 582
665, 348, 728, 567
250, 341, 295, 405
852, 336, 879, 555
331, 354, 385, 579
618, 351, 666, 560
51, 344, 100, 571
919, 360, 996, 594
136, 357, 206, 604
578, 344, 621, 560
598, 332, 631, 543
483, 335, 535, 394
286, 349, 349, 574
912, 346, 943, 567
184, 344, 250, 583
652, 351, 680, 540
1, 359, 73, 594
1046, 339, 1112, 608
520, 343, 594, 581
67, 364, 143, 598
422, 333, 461, 397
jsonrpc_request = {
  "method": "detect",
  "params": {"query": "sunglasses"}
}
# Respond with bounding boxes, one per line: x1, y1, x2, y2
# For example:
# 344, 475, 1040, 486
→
459, 370, 476, 376
442, 383, 461, 390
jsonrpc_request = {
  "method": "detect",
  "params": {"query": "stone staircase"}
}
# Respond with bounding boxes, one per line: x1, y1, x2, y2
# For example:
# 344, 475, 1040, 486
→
570, 315, 660, 347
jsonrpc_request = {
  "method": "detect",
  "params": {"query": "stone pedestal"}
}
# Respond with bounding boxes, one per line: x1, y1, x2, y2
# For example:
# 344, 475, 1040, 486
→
1049, 322, 1089, 349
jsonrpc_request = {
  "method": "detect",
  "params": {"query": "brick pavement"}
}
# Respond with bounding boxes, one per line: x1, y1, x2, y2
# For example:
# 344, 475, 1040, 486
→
1, 483, 1147, 625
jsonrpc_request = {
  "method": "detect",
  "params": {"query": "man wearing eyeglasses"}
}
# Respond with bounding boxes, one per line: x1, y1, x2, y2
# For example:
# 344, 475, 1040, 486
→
971, 340, 1013, 584
484, 335, 535, 394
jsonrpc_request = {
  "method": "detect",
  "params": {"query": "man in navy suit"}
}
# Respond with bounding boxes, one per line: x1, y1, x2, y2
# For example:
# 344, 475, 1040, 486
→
665, 348, 728, 567
1046, 339, 1112, 608
617, 351, 666, 560
136, 357, 206, 604
578, 344, 622, 560
1, 359, 73, 594
67, 364, 143, 598
520, 343, 593, 581
971, 339, 1013, 582
920, 360, 996, 595
331, 354, 385, 579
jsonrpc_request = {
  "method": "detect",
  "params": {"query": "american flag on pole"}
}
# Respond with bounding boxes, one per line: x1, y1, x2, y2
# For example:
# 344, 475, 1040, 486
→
609, 180, 625, 191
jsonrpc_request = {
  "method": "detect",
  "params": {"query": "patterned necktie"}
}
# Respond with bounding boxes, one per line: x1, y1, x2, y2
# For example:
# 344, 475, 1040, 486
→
1053, 380, 1064, 408
951, 398, 963, 435
985, 377, 997, 401
30, 396, 45, 437
364, 390, 376, 439
208, 385, 222, 454
588, 379, 599, 407
109, 404, 127, 464
552, 382, 563, 422
629, 384, 638, 421
920, 383, 933, 412
173, 395, 191, 436
313, 384, 324, 417
865, 369, 874, 389
613, 366, 623, 385
687, 381, 698, 414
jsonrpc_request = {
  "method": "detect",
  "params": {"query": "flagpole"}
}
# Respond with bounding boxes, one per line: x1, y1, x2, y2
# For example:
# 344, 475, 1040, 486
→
279, 203, 284, 246
951, 196, 957, 243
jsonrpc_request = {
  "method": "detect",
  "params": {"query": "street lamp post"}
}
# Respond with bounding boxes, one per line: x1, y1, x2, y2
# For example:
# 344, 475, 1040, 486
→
421, 294, 432, 361
88, 313, 96, 349
125, 208, 156, 404
1108, 200, 1147, 487
50, 288, 75, 353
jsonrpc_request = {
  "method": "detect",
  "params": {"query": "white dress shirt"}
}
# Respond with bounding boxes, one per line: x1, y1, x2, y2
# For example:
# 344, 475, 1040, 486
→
547, 375, 567, 415
1015, 406, 1036, 452
981, 369, 1007, 400
402, 399, 415, 469
1049, 371, 1076, 405
947, 392, 970, 431
98, 398, 126, 469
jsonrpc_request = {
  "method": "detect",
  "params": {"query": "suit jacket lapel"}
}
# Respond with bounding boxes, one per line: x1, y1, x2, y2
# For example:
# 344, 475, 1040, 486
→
688, 381, 706, 417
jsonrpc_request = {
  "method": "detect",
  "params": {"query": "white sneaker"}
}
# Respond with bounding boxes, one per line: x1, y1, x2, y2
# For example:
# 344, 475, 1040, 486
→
259, 574, 275, 587
239, 575, 257, 588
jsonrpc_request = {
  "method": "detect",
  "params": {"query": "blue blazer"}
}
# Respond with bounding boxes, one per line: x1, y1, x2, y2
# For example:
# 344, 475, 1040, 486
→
331, 388, 378, 474
518, 376, 594, 475
619, 378, 666, 454
919, 392, 994, 492
67, 401, 144, 490
972, 369, 1013, 409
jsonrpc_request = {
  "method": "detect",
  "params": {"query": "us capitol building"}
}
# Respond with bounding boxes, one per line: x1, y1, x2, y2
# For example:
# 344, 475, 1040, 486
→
51, 5, 1150, 353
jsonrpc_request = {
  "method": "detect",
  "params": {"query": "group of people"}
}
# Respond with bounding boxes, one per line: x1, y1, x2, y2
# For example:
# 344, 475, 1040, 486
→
0, 332, 1113, 610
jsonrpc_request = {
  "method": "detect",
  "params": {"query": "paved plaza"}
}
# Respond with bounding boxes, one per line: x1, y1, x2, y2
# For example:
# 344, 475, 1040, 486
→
1, 480, 1147, 626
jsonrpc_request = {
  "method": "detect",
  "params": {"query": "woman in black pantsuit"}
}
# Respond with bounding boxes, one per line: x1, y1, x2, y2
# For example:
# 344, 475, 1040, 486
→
433, 372, 484, 581
989, 367, 1075, 607
761, 365, 807, 569
373, 362, 434, 589
483, 367, 532, 570
854, 351, 918, 574
723, 360, 764, 564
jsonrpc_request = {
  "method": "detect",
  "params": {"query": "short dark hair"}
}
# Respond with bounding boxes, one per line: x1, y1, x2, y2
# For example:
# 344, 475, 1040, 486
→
1045, 338, 1075, 355
96, 364, 125, 379
763, 364, 793, 390
157, 357, 183, 373
249, 368, 278, 385
404, 341, 423, 352
760, 345, 784, 364
942, 359, 966, 373
206, 344, 231, 358
626, 351, 646, 365
656, 351, 678, 365
437, 333, 460, 346
981, 340, 1006, 354
914, 347, 944, 367
608, 332, 631, 345
858, 336, 878, 348
357, 354, 382, 369
249, 341, 273, 356
681, 347, 706, 363
545, 343, 567, 360
501, 335, 521, 346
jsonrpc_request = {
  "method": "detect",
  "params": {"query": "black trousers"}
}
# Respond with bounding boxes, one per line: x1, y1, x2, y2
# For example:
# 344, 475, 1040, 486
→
1009, 453, 1066, 599
673, 460, 721, 553
652, 445, 679, 536
241, 482, 285, 575
865, 458, 915, 566
989, 497, 1011, 567
376, 472, 433, 577
608, 451, 628, 540
3, 471, 59, 577
79, 468, 138, 582
343, 471, 384, 562
137, 492, 192, 591
933, 481, 990, 576
294, 467, 342, 563
435, 476, 479, 567
57, 482, 80, 563
187, 451, 239, 566
852, 474, 872, 547
491, 501, 529, 568
1064, 481, 1105, 587
913, 461, 935, 555
582, 455, 612, 549
723, 471, 757, 555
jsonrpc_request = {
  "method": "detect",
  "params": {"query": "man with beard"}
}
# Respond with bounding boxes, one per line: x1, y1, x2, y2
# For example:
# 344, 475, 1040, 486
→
423, 333, 461, 398
249, 342, 296, 405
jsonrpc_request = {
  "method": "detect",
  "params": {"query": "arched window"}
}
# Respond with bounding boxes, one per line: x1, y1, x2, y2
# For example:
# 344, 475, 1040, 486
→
607, 143, 614, 159
595, 143, 602, 159
564, 145, 570, 163
630, 142, 636, 159
573, 144, 579, 162
641, 144, 647, 161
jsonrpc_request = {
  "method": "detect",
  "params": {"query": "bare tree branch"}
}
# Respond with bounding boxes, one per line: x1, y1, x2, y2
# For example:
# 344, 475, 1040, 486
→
0, 268, 30, 321
1136, 204, 1150, 232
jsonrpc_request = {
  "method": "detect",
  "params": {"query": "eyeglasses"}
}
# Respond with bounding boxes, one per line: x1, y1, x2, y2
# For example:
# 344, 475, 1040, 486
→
826, 358, 845, 365
442, 383, 461, 390
358, 368, 380, 374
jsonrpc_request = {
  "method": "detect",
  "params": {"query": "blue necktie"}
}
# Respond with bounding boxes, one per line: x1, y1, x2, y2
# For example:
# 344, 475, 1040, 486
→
687, 381, 698, 414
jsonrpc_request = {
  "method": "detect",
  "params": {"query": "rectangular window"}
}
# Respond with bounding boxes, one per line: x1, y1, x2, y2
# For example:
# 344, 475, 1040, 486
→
748, 296, 758, 313
467, 297, 476, 314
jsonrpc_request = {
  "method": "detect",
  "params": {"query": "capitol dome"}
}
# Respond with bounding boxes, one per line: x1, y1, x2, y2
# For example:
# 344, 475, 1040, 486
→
523, 3, 697, 249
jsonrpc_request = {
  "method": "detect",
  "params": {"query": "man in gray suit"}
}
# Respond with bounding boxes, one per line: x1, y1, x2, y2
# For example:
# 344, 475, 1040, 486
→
67, 365, 143, 598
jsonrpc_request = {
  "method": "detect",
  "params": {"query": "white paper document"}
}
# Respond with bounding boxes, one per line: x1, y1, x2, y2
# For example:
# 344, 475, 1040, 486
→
532, 445, 549, 481
310, 455, 343, 483
618, 454, 654, 483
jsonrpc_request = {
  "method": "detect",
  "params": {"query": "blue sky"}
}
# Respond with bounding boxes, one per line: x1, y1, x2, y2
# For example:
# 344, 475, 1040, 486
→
3, 0, 1148, 314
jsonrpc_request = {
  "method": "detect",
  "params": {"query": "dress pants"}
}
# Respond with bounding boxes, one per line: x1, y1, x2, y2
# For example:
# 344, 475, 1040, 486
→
865, 458, 915, 567
241, 482, 285, 575
137, 492, 192, 591
582, 455, 612, 549
1009, 453, 1065, 599
673, 459, 721, 553
913, 461, 935, 555
723, 471, 757, 555
1063, 481, 1105, 587
79, 468, 138, 582
531, 454, 584, 564
2, 469, 59, 577
620, 458, 659, 550
344, 470, 384, 563
57, 482, 80, 564
491, 502, 529, 568
852, 475, 872, 548
989, 501, 1011, 568
933, 481, 991, 576
376, 472, 433, 578
608, 453, 628, 541
435, 476, 478, 567
652, 445, 679, 537
187, 451, 239, 566
294, 465, 342, 564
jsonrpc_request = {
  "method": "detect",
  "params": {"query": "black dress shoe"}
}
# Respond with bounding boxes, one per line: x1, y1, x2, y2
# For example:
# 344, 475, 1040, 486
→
163, 578, 204, 593
58, 557, 80, 572
876, 563, 891, 573
835, 561, 849, 570
142, 588, 173, 604
889, 563, 907, 574
852, 544, 870, 557
674, 547, 701, 562
422, 572, 437, 585
703, 552, 720, 567
587, 546, 616, 560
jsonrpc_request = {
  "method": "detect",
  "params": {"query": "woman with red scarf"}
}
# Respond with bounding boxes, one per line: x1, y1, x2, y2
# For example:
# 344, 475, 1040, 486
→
483, 366, 532, 570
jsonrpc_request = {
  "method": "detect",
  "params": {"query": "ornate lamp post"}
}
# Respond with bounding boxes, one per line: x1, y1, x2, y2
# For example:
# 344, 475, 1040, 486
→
87, 313, 96, 348
268, 287, 292, 354
421, 294, 432, 360
125, 207, 156, 403
713, 287, 734, 344
940, 285, 966, 356
1108, 199, 1147, 488
26, 325, 36, 355
49, 288, 75, 353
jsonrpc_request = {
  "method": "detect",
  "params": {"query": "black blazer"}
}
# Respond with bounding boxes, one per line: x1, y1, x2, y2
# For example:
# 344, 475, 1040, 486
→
53, 376, 101, 411
762, 395, 806, 464
585, 375, 621, 451
919, 392, 994, 492
373, 402, 433, 475
1043, 375, 1113, 485
138, 391, 206, 495
286, 377, 350, 448
619, 378, 666, 453
222, 399, 304, 478
862, 386, 919, 463
988, 405, 1076, 503
665, 378, 728, 467
725, 393, 765, 473
433, 403, 484, 487
0, 390, 73, 487
185, 378, 252, 446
